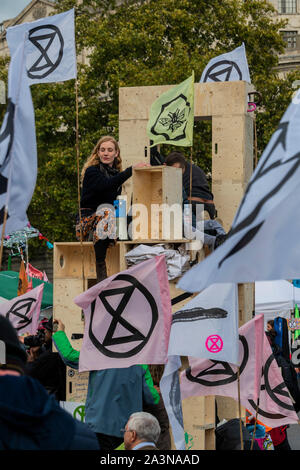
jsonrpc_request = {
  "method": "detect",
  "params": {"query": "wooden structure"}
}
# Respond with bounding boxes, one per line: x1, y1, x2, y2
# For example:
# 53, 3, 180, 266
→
132, 166, 183, 240
53, 80, 254, 450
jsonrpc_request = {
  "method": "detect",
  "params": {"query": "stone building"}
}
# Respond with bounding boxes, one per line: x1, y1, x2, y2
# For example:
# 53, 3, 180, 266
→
267, 0, 300, 74
0, 0, 56, 57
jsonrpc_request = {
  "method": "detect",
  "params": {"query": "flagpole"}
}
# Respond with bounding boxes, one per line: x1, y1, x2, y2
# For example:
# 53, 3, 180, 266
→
254, 119, 258, 169
0, 207, 8, 270
75, 78, 85, 295
237, 366, 244, 450
250, 399, 260, 450
189, 146, 193, 201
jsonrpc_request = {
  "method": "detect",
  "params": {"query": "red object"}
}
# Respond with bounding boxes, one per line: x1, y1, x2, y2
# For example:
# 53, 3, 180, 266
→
269, 426, 288, 446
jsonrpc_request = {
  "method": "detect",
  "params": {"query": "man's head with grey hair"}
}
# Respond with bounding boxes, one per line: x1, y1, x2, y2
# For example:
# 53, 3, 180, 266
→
123, 412, 161, 450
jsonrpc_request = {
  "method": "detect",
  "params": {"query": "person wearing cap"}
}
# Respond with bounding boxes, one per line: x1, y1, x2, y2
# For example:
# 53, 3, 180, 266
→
0, 316, 99, 450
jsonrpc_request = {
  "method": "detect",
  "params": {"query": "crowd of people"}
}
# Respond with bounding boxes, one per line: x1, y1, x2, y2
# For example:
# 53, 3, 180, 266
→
1, 135, 299, 451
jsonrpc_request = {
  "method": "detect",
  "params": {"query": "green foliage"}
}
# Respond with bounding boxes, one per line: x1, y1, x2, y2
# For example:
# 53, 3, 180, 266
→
1, 0, 299, 249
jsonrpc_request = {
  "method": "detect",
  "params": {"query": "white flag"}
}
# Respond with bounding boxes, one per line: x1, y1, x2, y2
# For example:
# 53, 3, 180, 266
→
24, 9, 77, 85
169, 283, 239, 365
178, 89, 300, 293
160, 355, 185, 450
160, 283, 239, 449
200, 43, 251, 84
0, 9, 76, 235
0, 38, 36, 234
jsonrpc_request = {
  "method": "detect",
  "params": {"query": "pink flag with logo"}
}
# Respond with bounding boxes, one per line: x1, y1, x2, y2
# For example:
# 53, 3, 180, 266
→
243, 332, 299, 428
0, 284, 44, 335
180, 314, 299, 427
74, 255, 172, 372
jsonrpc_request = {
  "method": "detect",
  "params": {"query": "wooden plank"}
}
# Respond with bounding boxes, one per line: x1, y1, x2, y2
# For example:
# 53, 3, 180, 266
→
54, 242, 96, 279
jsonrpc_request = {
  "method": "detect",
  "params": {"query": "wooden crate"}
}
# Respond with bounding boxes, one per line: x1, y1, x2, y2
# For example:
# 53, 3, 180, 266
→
132, 166, 183, 240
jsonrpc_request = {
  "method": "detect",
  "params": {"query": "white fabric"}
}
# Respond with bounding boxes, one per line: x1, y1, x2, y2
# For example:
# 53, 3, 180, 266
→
160, 355, 185, 450
125, 244, 190, 280
255, 280, 294, 314
0, 9, 76, 236
24, 9, 77, 85
178, 88, 300, 293
255, 279, 296, 329
169, 283, 239, 365
200, 43, 251, 83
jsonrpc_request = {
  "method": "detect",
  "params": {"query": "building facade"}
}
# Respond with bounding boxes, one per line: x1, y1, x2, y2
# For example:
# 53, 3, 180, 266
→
268, 0, 300, 74
0, 0, 56, 57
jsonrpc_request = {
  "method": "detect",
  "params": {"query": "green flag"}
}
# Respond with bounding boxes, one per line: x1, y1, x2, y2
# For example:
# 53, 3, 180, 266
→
147, 72, 194, 148
295, 303, 300, 340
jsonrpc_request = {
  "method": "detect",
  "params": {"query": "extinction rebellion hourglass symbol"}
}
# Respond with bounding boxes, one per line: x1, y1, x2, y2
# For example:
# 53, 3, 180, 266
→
27, 25, 64, 79
205, 335, 223, 353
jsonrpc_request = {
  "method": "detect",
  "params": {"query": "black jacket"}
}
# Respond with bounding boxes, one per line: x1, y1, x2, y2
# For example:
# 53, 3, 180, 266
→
0, 375, 99, 450
80, 164, 132, 211
183, 162, 213, 201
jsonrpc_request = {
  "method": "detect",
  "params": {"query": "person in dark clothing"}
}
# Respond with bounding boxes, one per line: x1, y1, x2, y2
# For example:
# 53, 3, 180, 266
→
23, 317, 66, 401
77, 135, 149, 282
0, 316, 99, 450
165, 152, 216, 220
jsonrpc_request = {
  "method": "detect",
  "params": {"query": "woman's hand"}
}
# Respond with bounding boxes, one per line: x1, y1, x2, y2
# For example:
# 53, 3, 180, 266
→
133, 162, 151, 169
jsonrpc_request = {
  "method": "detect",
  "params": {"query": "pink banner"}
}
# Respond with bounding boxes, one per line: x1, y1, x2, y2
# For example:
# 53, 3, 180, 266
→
180, 314, 298, 427
27, 263, 44, 281
0, 284, 44, 335
74, 256, 172, 372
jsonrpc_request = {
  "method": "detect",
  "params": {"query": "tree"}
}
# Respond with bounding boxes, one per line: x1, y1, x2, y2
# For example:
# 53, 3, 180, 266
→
2, 0, 299, 249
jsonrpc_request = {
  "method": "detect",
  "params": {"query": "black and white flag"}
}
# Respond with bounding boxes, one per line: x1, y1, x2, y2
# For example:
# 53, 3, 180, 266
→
178, 88, 300, 292
200, 43, 251, 84
0, 9, 76, 236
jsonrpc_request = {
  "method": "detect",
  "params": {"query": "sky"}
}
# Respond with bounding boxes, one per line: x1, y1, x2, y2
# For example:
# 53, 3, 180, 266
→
0, 0, 32, 24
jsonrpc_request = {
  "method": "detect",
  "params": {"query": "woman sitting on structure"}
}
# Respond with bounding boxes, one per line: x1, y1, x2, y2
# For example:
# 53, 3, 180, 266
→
77, 135, 148, 282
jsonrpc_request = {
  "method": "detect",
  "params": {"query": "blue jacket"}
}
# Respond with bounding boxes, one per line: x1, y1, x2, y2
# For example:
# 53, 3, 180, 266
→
0, 375, 99, 450
53, 331, 160, 437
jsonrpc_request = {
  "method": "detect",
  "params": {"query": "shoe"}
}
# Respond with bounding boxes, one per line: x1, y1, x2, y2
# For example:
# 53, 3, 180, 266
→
96, 261, 107, 282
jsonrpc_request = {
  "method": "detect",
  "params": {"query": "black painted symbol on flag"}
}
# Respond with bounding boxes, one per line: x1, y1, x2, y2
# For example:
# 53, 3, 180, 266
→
172, 307, 228, 324
0, 174, 8, 225
0, 99, 14, 226
150, 94, 191, 142
27, 25, 64, 79
203, 60, 242, 82
185, 335, 248, 387
170, 371, 184, 427
218, 121, 300, 268
159, 108, 186, 133
248, 353, 295, 420
89, 273, 158, 358
0, 99, 15, 171
6, 297, 36, 331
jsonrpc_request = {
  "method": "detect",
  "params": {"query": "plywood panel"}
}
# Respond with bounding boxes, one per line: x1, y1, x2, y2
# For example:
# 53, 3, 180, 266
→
182, 395, 215, 450
132, 166, 182, 240
119, 81, 251, 121
54, 242, 96, 279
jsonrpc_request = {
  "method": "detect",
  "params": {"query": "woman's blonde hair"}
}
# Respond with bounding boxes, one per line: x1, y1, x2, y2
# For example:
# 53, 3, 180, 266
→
81, 135, 122, 183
